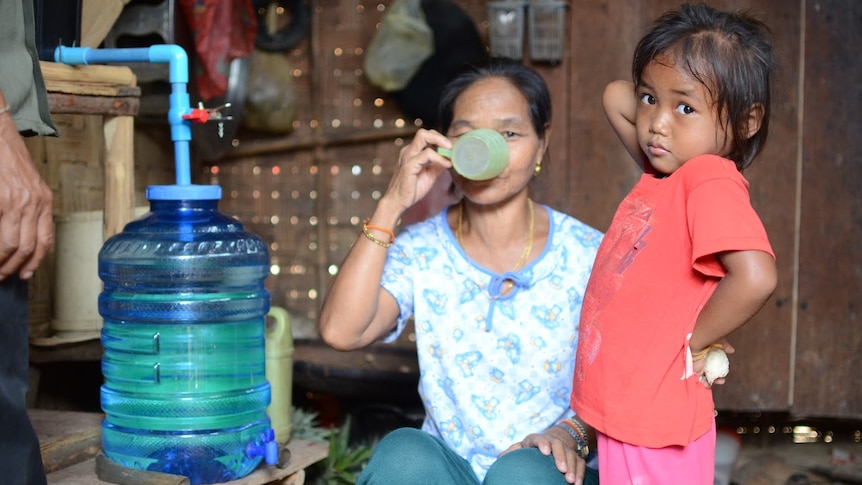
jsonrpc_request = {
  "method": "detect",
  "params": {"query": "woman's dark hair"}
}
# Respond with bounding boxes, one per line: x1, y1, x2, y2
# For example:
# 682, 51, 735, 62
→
437, 58, 552, 139
633, 3, 776, 170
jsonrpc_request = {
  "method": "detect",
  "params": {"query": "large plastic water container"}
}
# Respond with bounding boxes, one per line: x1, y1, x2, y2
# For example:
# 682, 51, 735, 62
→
98, 184, 277, 484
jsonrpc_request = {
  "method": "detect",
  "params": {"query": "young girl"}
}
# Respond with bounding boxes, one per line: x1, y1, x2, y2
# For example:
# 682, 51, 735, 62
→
570, 4, 779, 483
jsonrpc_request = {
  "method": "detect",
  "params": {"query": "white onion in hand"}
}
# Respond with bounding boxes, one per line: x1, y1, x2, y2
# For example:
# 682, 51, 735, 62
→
703, 348, 729, 385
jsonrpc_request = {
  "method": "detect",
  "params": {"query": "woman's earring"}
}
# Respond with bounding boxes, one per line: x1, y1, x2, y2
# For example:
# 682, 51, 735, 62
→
534, 163, 542, 176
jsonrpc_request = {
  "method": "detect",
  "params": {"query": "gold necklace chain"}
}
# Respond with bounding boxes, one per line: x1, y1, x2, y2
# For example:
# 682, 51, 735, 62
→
457, 198, 534, 272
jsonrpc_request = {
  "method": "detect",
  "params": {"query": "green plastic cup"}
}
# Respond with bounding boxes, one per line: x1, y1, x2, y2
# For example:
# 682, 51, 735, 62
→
438, 128, 509, 180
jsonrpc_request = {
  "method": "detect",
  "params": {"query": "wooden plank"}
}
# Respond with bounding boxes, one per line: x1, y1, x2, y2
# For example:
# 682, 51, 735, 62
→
47, 92, 140, 116
793, 0, 862, 417
81, 0, 127, 49
45, 439, 328, 485
103, 115, 136, 239
29, 338, 103, 361
30, 409, 102, 473
45, 81, 141, 98
40, 62, 137, 92
40, 114, 105, 215
710, 0, 800, 412
222, 126, 418, 160
47, 457, 98, 484
230, 439, 328, 484
278, 469, 304, 485
95, 454, 191, 485
565, 0, 646, 232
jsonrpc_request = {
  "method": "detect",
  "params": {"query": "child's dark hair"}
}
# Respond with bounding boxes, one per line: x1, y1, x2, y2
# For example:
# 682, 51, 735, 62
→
633, 3, 776, 170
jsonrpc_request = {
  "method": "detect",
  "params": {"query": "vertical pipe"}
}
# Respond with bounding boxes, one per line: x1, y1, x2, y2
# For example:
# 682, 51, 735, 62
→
169, 82, 192, 185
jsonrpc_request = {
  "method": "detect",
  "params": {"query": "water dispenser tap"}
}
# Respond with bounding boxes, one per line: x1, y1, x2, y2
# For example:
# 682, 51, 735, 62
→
182, 102, 233, 124
246, 428, 280, 466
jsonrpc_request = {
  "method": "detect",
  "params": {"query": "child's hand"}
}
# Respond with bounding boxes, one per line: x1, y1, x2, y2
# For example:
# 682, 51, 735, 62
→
692, 339, 735, 387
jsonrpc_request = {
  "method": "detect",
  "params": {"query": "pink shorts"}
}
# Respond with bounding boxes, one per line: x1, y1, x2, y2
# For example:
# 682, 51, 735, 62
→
597, 421, 716, 484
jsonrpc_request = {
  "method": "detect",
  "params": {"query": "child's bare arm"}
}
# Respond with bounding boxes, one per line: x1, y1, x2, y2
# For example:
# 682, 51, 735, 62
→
602, 80, 646, 168
690, 249, 777, 354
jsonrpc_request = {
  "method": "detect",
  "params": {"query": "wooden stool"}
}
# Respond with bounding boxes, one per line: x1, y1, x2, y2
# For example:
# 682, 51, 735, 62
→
39, 61, 140, 242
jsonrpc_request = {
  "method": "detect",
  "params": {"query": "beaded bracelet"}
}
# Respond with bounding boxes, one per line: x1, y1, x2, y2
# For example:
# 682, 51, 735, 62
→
362, 218, 394, 248
561, 418, 588, 442
555, 417, 590, 458
691, 343, 723, 362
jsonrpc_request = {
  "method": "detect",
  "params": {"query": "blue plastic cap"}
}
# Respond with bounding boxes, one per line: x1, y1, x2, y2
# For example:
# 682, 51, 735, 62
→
147, 184, 222, 201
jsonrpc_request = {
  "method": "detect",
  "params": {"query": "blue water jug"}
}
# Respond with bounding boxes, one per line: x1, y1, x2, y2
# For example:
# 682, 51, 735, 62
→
98, 184, 277, 484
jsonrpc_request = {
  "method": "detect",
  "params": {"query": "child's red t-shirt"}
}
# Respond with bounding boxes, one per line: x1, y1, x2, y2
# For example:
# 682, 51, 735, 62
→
571, 154, 774, 448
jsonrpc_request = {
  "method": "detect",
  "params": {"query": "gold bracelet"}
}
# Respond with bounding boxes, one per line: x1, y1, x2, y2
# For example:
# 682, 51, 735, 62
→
691, 343, 723, 362
362, 219, 393, 248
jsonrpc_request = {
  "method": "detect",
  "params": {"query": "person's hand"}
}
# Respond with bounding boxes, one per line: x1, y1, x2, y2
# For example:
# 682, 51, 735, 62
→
692, 338, 736, 388
499, 426, 588, 484
380, 128, 453, 214
0, 113, 54, 281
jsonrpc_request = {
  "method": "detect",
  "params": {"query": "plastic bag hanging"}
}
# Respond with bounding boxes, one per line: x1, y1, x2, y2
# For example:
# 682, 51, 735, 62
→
363, 0, 435, 92
243, 49, 298, 133
178, 0, 258, 101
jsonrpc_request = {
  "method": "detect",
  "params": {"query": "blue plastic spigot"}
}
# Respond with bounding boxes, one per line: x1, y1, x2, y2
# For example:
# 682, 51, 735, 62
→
246, 428, 279, 466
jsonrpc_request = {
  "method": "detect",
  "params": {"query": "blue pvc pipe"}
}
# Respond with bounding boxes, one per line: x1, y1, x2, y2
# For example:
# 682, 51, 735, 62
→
54, 45, 189, 83
169, 82, 192, 185
54, 45, 193, 186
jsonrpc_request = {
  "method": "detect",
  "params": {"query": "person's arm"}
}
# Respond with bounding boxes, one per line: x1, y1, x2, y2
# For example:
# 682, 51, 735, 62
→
602, 80, 647, 169
690, 249, 777, 379
0, 89, 54, 281
318, 128, 453, 351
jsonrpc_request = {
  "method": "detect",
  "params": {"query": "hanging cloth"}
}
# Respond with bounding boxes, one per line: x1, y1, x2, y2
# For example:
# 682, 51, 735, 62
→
178, 0, 258, 101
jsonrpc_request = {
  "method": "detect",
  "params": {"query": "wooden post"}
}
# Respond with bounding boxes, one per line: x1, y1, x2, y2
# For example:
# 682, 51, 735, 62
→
102, 115, 135, 240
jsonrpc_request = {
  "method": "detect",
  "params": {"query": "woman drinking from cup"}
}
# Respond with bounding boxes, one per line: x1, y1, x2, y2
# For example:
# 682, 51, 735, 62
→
319, 58, 602, 485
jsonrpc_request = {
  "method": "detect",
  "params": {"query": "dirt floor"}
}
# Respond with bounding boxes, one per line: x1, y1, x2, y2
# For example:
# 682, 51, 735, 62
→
720, 413, 862, 485
733, 441, 862, 484
296, 390, 862, 485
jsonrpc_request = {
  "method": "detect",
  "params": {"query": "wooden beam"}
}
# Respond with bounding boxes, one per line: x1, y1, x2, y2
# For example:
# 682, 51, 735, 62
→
40, 61, 137, 92
29, 409, 102, 474
47, 92, 140, 117
222, 126, 418, 161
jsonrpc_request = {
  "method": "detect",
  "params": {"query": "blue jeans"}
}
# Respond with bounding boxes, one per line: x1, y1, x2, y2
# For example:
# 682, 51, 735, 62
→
357, 427, 599, 485
0, 276, 47, 485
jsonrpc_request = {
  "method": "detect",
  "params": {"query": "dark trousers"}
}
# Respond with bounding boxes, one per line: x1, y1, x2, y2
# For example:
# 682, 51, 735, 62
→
0, 276, 47, 485
358, 427, 600, 485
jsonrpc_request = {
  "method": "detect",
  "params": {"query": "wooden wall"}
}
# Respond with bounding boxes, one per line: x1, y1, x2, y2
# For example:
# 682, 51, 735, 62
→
192, 0, 859, 417
793, 0, 861, 418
